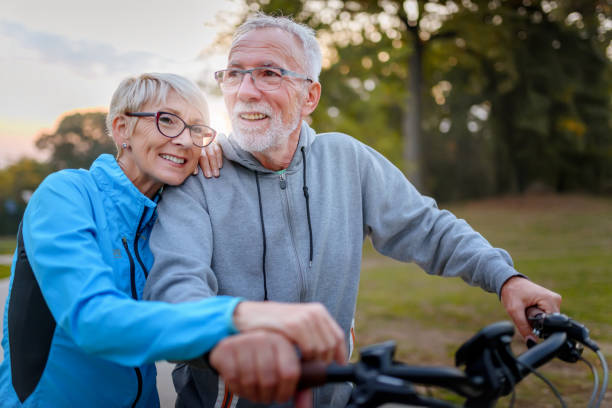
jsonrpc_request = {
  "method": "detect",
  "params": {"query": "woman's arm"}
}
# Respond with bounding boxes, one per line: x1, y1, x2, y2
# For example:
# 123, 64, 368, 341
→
22, 172, 240, 366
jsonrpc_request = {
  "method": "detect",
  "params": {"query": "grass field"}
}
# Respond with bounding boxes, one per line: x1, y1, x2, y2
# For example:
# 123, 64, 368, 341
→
356, 193, 611, 406
0, 265, 10, 279
0, 236, 15, 255
0, 236, 14, 279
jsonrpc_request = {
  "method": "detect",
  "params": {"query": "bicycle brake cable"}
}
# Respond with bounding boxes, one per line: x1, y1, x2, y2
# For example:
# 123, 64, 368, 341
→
579, 356, 599, 408
513, 358, 567, 408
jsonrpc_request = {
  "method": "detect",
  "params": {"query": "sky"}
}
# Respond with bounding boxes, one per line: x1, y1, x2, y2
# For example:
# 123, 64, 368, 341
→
0, 0, 243, 167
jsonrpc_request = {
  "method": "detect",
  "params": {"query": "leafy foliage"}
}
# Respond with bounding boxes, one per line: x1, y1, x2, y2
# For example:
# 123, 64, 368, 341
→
0, 111, 113, 234
227, 0, 612, 200
35, 111, 115, 171
0, 158, 52, 234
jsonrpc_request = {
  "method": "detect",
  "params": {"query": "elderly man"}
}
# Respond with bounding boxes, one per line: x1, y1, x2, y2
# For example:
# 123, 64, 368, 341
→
144, 13, 561, 408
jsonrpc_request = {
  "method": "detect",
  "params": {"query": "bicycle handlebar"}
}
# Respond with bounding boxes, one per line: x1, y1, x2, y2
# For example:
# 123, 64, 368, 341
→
298, 310, 608, 407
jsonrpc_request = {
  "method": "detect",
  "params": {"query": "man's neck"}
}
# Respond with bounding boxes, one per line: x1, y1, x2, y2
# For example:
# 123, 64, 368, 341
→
251, 128, 301, 171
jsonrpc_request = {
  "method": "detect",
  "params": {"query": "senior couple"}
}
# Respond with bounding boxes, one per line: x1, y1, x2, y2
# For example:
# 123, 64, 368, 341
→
0, 12, 561, 408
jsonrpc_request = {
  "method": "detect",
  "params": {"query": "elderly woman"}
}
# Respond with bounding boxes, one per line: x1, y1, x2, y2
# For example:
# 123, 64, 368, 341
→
0, 73, 344, 407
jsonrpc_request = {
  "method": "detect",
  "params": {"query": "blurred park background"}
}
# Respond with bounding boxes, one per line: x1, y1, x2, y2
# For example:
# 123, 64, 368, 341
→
0, 0, 611, 405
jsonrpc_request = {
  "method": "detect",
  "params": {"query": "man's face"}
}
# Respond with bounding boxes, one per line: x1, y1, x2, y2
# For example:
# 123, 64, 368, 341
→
223, 28, 308, 152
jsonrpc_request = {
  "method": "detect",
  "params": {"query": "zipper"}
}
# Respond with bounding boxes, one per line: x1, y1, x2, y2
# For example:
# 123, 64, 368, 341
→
121, 208, 148, 408
131, 367, 143, 408
133, 209, 149, 279
122, 238, 137, 300
278, 172, 307, 300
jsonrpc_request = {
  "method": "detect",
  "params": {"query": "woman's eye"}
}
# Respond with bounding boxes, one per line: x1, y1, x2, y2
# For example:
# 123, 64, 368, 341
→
159, 115, 174, 125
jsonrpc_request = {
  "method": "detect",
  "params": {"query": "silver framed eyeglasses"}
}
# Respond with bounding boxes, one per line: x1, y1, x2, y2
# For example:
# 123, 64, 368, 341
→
125, 111, 216, 148
214, 67, 313, 92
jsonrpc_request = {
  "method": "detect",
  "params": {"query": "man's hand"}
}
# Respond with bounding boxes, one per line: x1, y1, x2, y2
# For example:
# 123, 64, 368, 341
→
500, 276, 562, 340
196, 141, 223, 178
233, 301, 346, 364
210, 331, 302, 404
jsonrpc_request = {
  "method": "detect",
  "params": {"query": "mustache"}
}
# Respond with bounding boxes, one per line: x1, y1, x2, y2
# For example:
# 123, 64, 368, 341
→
233, 102, 274, 118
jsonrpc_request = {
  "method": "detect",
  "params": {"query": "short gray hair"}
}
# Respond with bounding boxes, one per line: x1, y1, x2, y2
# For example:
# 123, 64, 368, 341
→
232, 13, 322, 83
106, 72, 209, 141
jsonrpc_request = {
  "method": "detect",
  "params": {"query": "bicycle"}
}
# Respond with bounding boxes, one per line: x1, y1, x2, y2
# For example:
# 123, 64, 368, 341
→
299, 308, 608, 407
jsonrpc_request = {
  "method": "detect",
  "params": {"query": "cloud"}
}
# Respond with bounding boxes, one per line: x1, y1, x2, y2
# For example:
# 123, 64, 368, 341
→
0, 19, 169, 76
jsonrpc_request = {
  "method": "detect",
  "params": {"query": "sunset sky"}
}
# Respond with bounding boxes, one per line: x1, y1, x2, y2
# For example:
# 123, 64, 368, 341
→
0, 0, 242, 167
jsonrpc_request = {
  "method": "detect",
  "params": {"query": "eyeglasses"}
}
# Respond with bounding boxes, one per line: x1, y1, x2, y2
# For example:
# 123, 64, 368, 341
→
125, 111, 216, 147
214, 67, 313, 92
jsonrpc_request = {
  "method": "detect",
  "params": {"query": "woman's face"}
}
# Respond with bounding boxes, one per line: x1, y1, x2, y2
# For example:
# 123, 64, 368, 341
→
121, 90, 204, 197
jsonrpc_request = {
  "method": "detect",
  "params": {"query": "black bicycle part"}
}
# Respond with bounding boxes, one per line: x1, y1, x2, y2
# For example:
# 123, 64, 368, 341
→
299, 314, 605, 407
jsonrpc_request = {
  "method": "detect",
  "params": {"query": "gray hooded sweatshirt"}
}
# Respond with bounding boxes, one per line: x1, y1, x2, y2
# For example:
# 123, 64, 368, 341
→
144, 122, 520, 407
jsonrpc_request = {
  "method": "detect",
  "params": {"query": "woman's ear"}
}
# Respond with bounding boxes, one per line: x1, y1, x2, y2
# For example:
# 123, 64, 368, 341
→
301, 81, 321, 117
112, 115, 129, 148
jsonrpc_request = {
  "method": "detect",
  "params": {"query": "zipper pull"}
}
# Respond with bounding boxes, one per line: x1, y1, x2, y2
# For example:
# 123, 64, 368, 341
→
279, 172, 287, 190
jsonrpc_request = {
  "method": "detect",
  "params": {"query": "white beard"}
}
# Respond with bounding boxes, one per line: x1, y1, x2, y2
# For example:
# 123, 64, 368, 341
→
230, 100, 302, 152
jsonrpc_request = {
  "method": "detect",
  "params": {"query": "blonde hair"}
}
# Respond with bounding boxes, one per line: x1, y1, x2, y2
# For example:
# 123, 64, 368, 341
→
106, 73, 209, 152
232, 13, 322, 82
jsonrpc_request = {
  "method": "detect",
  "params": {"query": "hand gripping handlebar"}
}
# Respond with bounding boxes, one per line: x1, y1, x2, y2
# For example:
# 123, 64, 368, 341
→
298, 309, 608, 407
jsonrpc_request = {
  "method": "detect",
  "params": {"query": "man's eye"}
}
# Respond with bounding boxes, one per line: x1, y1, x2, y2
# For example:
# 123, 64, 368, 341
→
226, 70, 242, 78
262, 69, 281, 77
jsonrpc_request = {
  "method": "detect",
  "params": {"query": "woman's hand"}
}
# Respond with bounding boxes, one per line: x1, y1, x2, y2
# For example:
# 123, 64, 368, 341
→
233, 301, 346, 364
196, 141, 223, 178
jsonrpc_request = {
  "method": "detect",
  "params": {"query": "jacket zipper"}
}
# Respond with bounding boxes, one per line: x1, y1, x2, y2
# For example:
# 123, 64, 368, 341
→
134, 209, 149, 279
278, 173, 307, 300
121, 237, 143, 407
122, 238, 138, 300
121, 209, 149, 407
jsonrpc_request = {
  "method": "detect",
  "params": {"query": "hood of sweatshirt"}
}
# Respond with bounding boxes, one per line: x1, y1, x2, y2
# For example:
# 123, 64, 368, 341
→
217, 121, 317, 172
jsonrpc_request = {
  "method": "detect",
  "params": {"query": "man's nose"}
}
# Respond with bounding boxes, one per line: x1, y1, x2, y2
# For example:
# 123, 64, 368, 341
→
237, 72, 262, 100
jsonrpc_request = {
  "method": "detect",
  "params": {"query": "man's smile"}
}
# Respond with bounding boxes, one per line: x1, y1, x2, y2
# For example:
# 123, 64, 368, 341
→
239, 112, 269, 121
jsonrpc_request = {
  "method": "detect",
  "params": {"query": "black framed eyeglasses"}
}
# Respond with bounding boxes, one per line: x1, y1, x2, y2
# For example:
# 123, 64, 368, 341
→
214, 67, 313, 92
125, 111, 216, 148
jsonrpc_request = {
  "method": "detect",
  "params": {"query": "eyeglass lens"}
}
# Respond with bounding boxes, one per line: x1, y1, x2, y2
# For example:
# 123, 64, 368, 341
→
222, 68, 283, 91
157, 113, 214, 147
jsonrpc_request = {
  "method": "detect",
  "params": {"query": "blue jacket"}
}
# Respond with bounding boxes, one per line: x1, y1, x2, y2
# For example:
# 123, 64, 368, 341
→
0, 154, 242, 407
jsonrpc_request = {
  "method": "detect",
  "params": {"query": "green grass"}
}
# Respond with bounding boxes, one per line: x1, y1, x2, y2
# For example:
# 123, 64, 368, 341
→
356, 193, 612, 406
0, 264, 10, 279
0, 235, 16, 255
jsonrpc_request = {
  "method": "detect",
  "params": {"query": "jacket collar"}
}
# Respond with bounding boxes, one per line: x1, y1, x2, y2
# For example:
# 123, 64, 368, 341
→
89, 154, 159, 231
219, 121, 317, 173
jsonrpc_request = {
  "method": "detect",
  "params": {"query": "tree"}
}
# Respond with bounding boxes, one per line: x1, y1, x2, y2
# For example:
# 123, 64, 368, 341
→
212, 0, 612, 199
35, 111, 115, 171
0, 158, 51, 234
0, 111, 115, 235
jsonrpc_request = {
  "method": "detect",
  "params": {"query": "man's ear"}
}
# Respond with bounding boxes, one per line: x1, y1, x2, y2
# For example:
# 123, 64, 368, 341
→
301, 81, 321, 117
112, 115, 129, 147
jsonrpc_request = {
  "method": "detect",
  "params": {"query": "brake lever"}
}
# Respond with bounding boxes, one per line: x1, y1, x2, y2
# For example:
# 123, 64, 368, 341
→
526, 307, 599, 352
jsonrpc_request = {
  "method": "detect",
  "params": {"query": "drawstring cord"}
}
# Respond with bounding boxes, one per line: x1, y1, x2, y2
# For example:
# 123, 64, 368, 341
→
301, 147, 313, 267
255, 172, 269, 301
255, 147, 313, 300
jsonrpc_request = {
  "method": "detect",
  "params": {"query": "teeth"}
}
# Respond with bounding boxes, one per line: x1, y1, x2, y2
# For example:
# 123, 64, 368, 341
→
160, 154, 185, 164
240, 113, 267, 120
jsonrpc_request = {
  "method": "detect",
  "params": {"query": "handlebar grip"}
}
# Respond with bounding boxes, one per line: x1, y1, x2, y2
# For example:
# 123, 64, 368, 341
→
526, 306, 545, 325
298, 361, 329, 389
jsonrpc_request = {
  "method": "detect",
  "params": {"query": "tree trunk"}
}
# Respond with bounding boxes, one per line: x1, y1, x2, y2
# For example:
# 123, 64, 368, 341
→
403, 28, 423, 191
